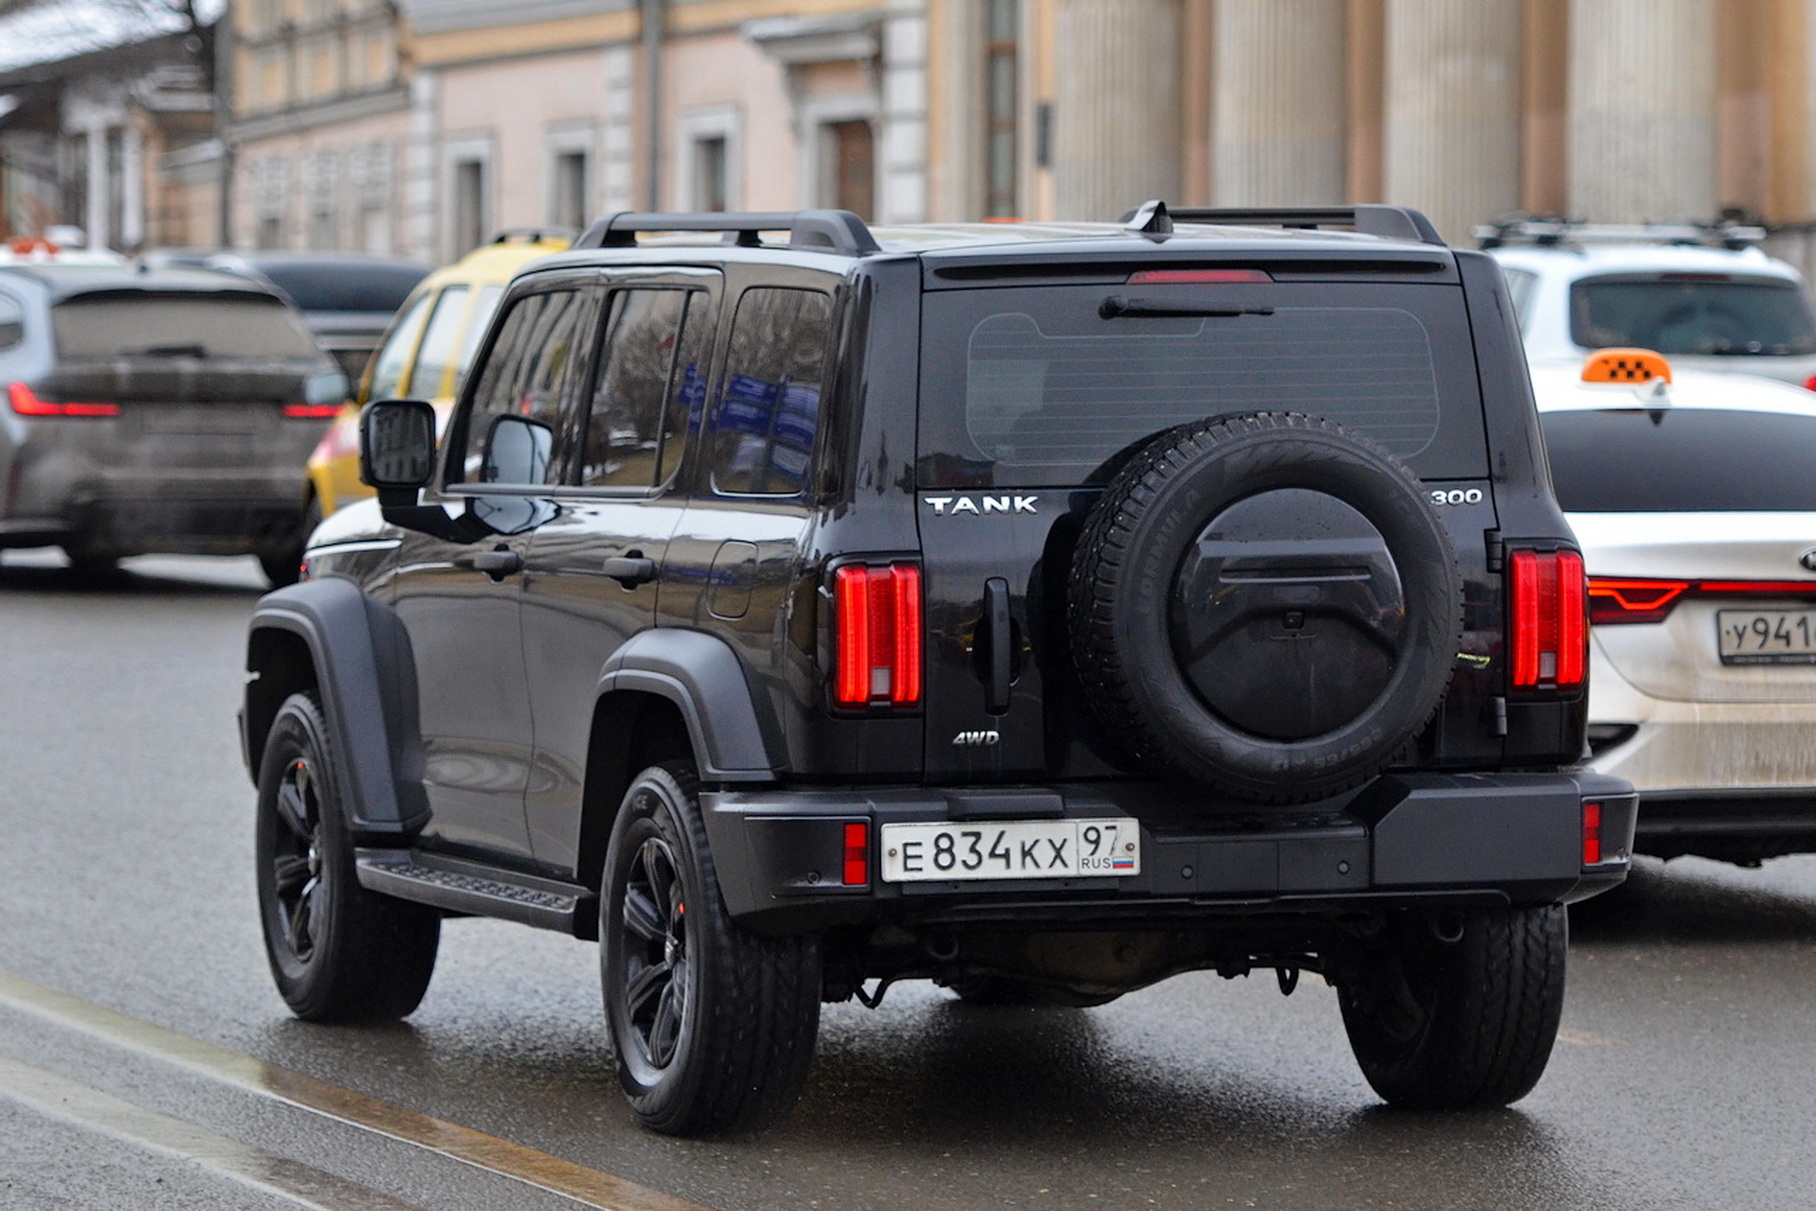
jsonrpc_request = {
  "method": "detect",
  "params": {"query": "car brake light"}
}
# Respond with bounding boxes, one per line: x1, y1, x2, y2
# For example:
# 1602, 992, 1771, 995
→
842, 822, 869, 885
1583, 801, 1603, 866
1803, 373, 1816, 393
833, 562, 922, 707
1509, 549, 1586, 689
1588, 578, 1691, 625
283, 403, 342, 419
8, 382, 119, 417
1125, 269, 1273, 284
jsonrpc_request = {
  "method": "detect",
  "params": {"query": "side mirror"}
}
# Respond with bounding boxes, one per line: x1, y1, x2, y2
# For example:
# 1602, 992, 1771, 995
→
359, 399, 437, 499
482, 414, 554, 485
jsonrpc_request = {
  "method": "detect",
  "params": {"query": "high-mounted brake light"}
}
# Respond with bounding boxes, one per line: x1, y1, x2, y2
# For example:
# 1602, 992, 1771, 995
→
833, 562, 922, 707
8, 382, 119, 417
282, 403, 342, 419
1509, 549, 1586, 689
1125, 269, 1273, 284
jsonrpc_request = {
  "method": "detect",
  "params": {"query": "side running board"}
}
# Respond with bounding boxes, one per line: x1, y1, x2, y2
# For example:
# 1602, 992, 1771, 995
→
355, 849, 597, 938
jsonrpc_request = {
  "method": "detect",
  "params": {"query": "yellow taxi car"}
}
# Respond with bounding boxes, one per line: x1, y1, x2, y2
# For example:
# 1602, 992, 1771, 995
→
305, 229, 570, 517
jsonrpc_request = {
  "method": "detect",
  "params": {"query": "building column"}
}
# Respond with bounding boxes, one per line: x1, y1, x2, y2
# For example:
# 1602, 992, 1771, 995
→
1051, 0, 1181, 220
1568, 0, 1717, 223
881, 5, 930, 223
1382, 0, 1522, 243
405, 72, 438, 264
1210, 0, 1347, 207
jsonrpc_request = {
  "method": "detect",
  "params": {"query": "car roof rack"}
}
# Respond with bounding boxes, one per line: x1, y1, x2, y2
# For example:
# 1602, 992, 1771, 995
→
1121, 201, 1446, 247
1473, 215, 1767, 251
574, 210, 881, 255
487, 226, 577, 245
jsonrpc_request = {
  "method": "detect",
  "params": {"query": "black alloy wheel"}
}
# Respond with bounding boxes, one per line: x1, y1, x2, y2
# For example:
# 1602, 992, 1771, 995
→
601, 763, 822, 1135
254, 691, 440, 1023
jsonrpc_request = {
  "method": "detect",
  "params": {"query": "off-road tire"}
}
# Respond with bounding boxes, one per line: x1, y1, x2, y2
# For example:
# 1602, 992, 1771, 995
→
600, 763, 822, 1135
1338, 904, 1567, 1109
1069, 412, 1463, 803
255, 691, 440, 1022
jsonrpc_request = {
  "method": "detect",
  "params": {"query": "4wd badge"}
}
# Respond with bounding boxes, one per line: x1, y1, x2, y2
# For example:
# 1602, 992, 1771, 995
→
924, 495, 1039, 516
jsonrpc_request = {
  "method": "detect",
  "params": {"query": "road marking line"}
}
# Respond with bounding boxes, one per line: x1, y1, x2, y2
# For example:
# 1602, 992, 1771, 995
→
0, 1054, 428, 1211
0, 970, 710, 1211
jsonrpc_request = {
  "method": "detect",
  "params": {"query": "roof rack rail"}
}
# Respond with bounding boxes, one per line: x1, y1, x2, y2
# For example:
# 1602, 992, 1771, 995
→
1472, 215, 1767, 251
573, 210, 881, 255
487, 226, 577, 245
1120, 202, 1445, 247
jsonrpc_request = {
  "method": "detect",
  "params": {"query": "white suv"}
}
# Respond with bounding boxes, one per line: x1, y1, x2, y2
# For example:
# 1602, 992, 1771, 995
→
1481, 217, 1816, 388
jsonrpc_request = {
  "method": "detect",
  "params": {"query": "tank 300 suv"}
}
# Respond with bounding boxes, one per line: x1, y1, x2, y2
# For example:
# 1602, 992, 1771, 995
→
241, 204, 1635, 1134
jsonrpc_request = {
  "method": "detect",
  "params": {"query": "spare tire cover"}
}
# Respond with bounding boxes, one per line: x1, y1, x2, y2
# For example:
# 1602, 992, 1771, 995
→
1068, 412, 1463, 804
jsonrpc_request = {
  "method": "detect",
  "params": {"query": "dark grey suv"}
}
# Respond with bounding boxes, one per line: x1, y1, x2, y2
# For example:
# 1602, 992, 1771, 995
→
241, 205, 1636, 1135
0, 265, 345, 583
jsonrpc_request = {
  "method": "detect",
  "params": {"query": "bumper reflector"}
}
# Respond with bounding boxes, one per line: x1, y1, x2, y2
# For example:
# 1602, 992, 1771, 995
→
1583, 801, 1603, 866
842, 822, 869, 886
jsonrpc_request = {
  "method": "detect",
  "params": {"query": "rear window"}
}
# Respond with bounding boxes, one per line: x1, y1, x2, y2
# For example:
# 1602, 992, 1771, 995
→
1543, 408, 1816, 511
51, 293, 320, 359
253, 262, 428, 313
1569, 275, 1816, 356
918, 281, 1488, 486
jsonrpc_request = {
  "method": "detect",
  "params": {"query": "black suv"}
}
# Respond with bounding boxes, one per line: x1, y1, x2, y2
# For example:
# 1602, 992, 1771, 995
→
241, 203, 1636, 1135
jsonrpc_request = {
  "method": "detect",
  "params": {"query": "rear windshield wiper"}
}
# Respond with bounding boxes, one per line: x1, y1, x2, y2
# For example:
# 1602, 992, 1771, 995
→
1098, 295, 1275, 320
133, 343, 210, 358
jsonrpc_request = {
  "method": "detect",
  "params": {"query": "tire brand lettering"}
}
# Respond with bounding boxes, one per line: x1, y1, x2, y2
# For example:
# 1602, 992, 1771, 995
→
924, 496, 1039, 516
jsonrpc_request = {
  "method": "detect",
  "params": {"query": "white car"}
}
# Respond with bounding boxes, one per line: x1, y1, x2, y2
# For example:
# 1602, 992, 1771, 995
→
1484, 217, 1816, 389
1535, 348, 1816, 864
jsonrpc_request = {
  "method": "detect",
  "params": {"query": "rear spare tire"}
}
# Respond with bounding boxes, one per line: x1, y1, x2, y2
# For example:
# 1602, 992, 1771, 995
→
1068, 412, 1462, 803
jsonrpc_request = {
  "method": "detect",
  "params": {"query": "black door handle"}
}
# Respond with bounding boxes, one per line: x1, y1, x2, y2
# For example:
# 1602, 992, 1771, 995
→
983, 577, 1013, 715
467, 548, 524, 581
603, 555, 657, 587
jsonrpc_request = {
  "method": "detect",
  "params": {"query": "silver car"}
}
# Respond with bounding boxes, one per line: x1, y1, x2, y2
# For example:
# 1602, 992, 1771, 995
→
0, 264, 346, 585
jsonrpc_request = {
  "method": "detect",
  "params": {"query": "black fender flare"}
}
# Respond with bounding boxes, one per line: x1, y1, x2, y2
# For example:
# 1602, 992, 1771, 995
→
243, 576, 429, 836
596, 629, 781, 782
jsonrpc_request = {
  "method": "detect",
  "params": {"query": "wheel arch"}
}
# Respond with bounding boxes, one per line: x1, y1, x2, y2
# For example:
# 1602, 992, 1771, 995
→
573, 629, 782, 896
243, 577, 429, 838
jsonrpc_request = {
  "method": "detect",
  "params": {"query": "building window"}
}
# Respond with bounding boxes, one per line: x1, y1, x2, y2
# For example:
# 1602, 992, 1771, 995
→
823, 120, 874, 219
985, 0, 1019, 218
677, 107, 739, 212
447, 137, 493, 257
694, 137, 727, 212
548, 143, 590, 231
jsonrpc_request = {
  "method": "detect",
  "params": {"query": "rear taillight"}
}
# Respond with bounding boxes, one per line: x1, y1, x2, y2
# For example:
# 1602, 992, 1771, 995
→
282, 403, 342, 419
1588, 577, 1691, 625
8, 382, 119, 417
1509, 549, 1586, 689
833, 561, 922, 707
1582, 801, 1603, 866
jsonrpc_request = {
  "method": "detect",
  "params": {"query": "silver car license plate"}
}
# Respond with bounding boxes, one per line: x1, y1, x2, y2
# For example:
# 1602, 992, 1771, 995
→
1717, 609, 1816, 664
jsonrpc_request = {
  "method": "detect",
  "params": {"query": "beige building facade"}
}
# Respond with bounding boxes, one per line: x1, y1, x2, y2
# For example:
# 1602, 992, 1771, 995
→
214, 0, 1816, 266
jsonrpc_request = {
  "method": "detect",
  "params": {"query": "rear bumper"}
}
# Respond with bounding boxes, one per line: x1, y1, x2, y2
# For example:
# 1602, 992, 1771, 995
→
702, 770, 1637, 932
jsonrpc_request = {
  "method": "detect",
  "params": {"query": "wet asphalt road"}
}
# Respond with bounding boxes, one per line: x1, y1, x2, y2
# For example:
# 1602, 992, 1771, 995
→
3, 551, 1815, 1209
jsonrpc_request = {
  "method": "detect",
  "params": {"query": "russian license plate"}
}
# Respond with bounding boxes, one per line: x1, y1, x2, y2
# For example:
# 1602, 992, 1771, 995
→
1718, 609, 1816, 664
879, 819, 1140, 883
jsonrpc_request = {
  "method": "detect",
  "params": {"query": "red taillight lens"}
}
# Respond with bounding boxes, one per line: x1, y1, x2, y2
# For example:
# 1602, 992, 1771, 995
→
842, 822, 869, 885
1583, 801, 1604, 866
833, 561, 922, 707
1588, 577, 1691, 625
1510, 549, 1586, 689
282, 403, 342, 419
9, 382, 119, 417
1802, 373, 1816, 393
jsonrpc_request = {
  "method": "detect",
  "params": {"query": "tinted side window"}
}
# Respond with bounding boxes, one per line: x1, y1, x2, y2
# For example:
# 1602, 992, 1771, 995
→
580, 289, 693, 489
367, 291, 432, 401
710, 288, 831, 496
458, 289, 589, 484
455, 285, 506, 393
406, 285, 470, 399
0, 290, 22, 352
1499, 267, 1537, 326
1543, 408, 1816, 511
